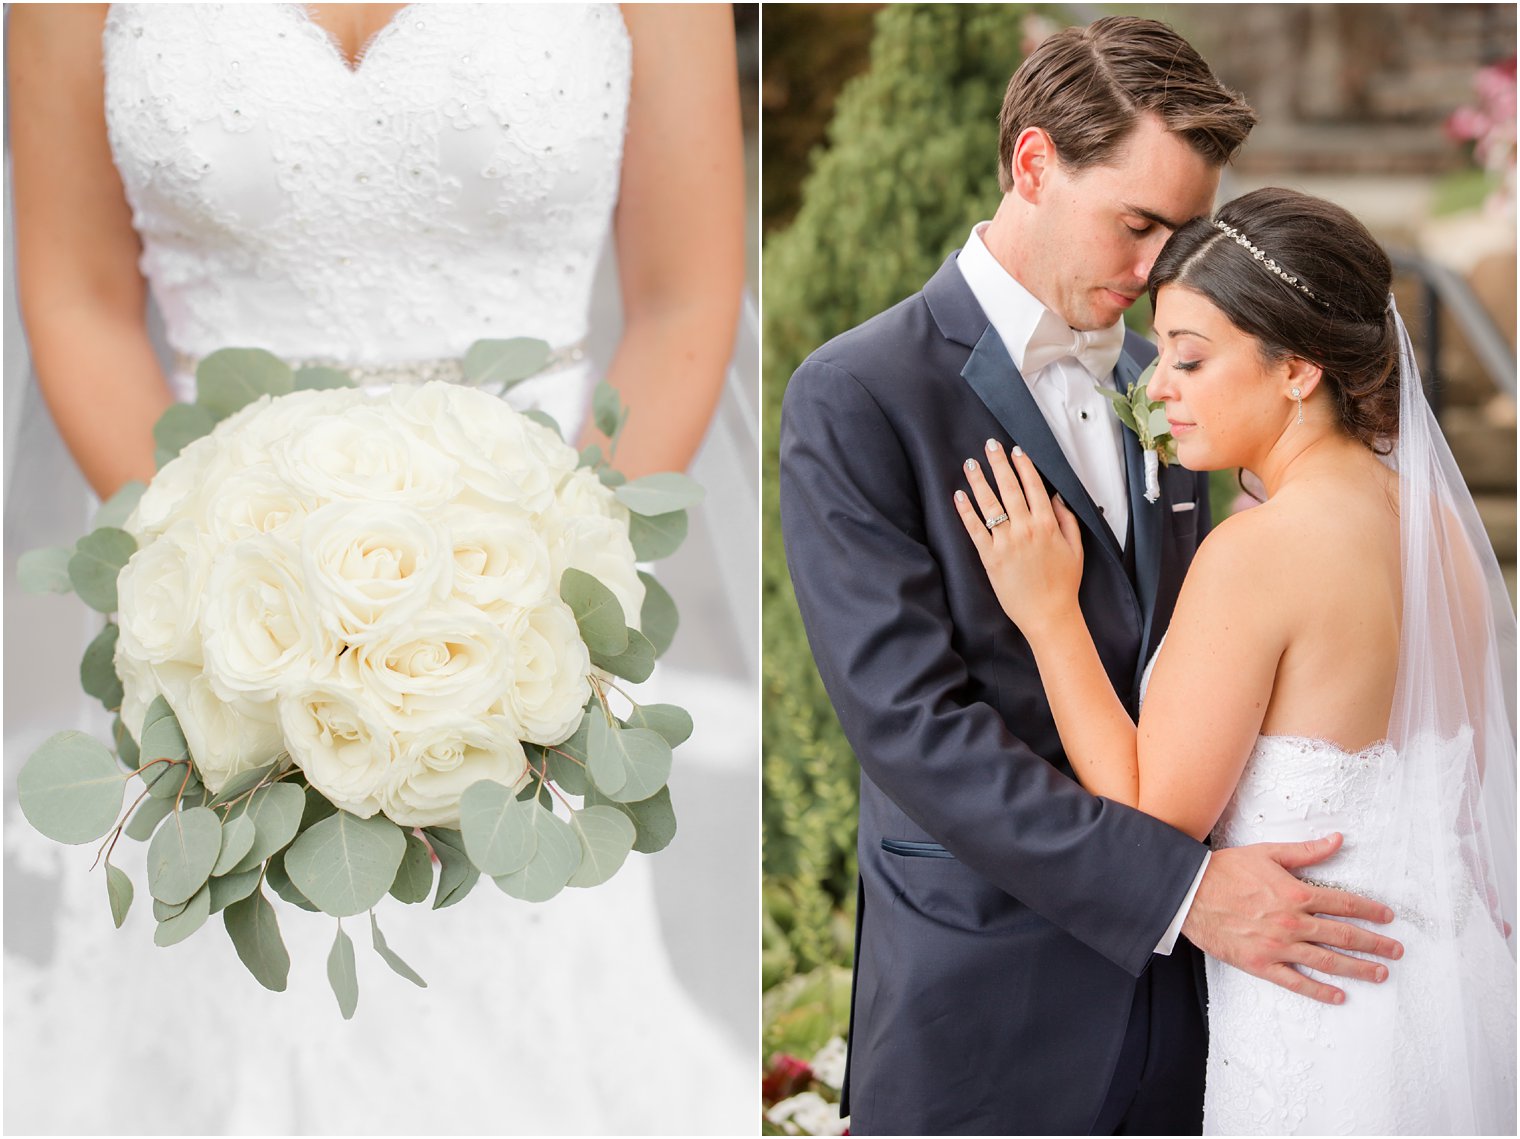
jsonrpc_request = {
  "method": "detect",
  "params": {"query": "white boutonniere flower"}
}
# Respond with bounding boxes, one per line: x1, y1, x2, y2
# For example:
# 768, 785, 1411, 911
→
1096, 361, 1178, 503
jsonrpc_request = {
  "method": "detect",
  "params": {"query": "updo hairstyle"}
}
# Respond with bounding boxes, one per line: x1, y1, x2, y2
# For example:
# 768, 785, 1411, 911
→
1148, 187, 1400, 453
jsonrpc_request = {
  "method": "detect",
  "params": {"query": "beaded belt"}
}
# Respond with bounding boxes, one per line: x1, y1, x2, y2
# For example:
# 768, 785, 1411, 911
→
1298, 875, 1471, 937
173, 339, 589, 388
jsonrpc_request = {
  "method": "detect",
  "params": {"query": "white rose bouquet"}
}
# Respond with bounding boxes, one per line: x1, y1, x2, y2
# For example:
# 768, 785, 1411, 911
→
17, 343, 701, 1016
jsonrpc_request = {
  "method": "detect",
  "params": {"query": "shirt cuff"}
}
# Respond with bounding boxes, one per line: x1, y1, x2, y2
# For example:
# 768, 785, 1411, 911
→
1154, 850, 1210, 956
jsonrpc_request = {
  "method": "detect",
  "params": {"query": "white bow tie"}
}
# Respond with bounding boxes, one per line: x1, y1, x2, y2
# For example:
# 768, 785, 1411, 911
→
1021, 320, 1126, 379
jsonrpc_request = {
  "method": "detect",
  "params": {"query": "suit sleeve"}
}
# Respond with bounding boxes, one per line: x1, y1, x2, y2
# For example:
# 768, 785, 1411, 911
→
779, 357, 1207, 977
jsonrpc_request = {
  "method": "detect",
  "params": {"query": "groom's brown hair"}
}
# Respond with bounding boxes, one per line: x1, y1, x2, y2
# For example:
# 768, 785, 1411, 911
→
997, 16, 1256, 191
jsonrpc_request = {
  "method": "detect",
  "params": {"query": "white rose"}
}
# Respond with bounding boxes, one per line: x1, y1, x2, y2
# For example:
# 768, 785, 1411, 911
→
278, 681, 395, 818
202, 534, 335, 705
115, 638, 163, 745
333, 604, 515, 731
218, 388, 365, 468
300, 501, 453, 644
381, 715, 529, 828
116, 521, 213, 666
273, 402, 461, 509
441, 506, 554, 619
133, 430, 223, 536
493, 600, 592, 745
546, 514, 645, 633
157, 664, 284, 794
554, 466, 630, 525
201, 462, 314, 545
429, 385, 572, 515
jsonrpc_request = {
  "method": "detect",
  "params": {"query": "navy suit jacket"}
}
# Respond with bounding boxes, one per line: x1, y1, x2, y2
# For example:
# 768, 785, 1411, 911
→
779, 255, 1213, 1133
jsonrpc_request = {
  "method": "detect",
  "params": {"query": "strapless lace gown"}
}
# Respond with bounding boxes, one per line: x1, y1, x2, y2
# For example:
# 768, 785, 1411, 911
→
3, 6, 752, 1133
1141, 645, 1516, 1135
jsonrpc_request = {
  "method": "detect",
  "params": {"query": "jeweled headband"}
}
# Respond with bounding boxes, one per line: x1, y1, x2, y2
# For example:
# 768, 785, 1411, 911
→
1210, 219, 1321, 304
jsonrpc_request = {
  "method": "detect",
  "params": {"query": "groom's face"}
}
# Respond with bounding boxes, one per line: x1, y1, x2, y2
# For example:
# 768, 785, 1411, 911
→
1026, 115, 1220, 331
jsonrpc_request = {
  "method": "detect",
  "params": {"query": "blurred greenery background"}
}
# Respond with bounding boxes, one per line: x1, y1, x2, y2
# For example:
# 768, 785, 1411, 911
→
760, 0, 1517, 1085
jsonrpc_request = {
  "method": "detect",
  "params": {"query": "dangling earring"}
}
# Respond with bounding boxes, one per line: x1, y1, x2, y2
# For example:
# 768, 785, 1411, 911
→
1291, 386, 1304, 425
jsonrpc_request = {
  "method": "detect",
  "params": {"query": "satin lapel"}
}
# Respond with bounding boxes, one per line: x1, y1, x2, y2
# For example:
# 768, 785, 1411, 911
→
1117, 346, 1164, 689
960, 327, 1124, 566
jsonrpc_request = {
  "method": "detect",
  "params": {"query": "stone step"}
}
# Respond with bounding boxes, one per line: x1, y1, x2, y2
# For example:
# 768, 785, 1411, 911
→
1474, 493, 1517, 562
1442, 406, 1517, 492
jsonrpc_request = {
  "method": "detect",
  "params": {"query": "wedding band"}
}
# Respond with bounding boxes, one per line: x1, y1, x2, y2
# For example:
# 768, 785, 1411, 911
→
985, 512, 1010, 529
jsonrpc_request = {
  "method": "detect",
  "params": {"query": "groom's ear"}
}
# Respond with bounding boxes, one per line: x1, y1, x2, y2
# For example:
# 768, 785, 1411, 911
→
1009, 126, 1056, 203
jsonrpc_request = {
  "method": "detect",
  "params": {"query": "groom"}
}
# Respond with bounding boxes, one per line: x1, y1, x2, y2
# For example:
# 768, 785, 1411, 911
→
780, 17, 1403, 1136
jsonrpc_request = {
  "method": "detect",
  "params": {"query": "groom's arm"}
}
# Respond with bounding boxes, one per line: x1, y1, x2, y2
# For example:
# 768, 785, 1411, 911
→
780, 358, 1206, 977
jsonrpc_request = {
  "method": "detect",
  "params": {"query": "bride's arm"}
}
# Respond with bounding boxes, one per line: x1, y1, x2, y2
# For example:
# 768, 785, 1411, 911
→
9, 5, 172, 500
590, 5, 745, 479
958, 443, 1283, 840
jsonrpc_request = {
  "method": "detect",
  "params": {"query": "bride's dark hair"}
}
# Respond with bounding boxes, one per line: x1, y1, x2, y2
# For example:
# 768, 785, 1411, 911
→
1148, 186, 1400, 453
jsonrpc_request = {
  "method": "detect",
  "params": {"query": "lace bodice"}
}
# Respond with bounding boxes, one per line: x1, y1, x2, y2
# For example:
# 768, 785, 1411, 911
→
103, 3, 629, 400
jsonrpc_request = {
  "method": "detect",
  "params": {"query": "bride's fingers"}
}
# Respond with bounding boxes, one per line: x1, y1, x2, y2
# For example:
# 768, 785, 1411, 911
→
953, 490, 992, 556
1006, 444, 1054, 525
1052, 495, 1082, 554
962, 457, 1006, 531
1258, 962, 1346, 1006
1282, 937, 1389, 985
983, 440, 1030, 523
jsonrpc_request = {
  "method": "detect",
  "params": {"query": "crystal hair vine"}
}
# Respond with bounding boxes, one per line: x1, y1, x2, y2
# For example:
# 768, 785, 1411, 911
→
1210, 219, 1322, 304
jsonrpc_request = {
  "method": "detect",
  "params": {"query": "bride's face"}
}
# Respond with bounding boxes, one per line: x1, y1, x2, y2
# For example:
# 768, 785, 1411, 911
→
1148, 285, 1294, 472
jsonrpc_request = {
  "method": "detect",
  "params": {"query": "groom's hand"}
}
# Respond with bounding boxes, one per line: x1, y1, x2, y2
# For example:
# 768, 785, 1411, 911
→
1181, 833, 1403, 1005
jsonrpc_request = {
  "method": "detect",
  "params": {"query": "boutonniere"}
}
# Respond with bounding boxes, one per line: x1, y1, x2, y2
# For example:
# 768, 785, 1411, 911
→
1095, 360, 1177, 503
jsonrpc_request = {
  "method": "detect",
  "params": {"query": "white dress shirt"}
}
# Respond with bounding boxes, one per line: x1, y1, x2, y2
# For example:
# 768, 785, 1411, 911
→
957, 223, 1208, 955
957, 222, 1130, 549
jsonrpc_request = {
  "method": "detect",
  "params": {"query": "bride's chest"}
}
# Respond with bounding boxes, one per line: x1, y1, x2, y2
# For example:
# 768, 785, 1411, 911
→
103, 4, 630, 233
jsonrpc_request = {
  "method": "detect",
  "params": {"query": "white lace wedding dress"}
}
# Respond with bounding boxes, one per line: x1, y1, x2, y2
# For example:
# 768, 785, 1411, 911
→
1140, 644, 1516, 1135
3, 5, 753, 1133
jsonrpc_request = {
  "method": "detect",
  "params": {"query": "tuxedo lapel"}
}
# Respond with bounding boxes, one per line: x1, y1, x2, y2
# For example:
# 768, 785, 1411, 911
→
960, 327, 1124, 567
1116, 345, 1165, 691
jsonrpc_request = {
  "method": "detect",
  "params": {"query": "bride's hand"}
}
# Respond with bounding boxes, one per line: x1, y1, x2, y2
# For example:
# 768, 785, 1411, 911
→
954, 440, 1084, 640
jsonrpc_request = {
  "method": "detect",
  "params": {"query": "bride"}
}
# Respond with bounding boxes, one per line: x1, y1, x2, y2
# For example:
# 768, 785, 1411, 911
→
955, 187, 1515, 1134
5, 4, 754, 1133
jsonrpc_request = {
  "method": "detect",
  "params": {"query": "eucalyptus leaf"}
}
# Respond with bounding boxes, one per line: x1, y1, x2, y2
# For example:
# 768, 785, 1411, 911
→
627, 509, 688, 561
152, 402, 218, 461
18, 546, 74, 594
515, 775, 552, 810
113, 716, 140, 772
461, 337, 551, 391
602, 726, 672, 805
370, 912, 427, 988
154, 882, 211, 947
585, 712, 628, 796
522, 409, 562, 438
80, 623, 124, 711
18, 730, 127, 844
146, 806, 222, 905
207, 761, 280, 808
140, 696, 190, 766
590, 627, 656, 684
328, 927, 359, 1019
596, 467, 627, 489
585, 784, 678, 854
1111, 399, 1139, 432
209, 866, 262, 913
592, 380, 622, 438
577, 444, 604, 470
294, 365, 355, 391
624, 703, 694, 749
543, 733, 591, 795
284, 811, 406, 918
225, 890, 290, 992
94, 480, 147, 531
559, 568, 630, 654
266, 851, 320, 912
213, 814, 258, 876
300, 784, 340, 831
106, 863, 134, 928
492, 803, 581, 903
196, 347, 294, 418
1146, 405, 1171, 439
68, 528, 136, 613
566, 805, 636, 888
423, 827, 479, 910
226, 782, 306, 873
459, 780, 537, 876
124, 793, 173, 841
614, 472, 705, 516
142, 759, 192, 800
153, 896, 188, 921
637, 572, 678, 657
388, 832, 434, 904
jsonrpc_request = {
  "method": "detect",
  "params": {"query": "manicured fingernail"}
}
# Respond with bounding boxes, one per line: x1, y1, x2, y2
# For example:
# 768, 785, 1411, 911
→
1332, 991, 1345, 1005
1012, 445, 1024, 457
954, 490, 967, 504
1375, 965, 1387, 982
1391, 942, 1404, 959
965, 458, 978, 472
986, 438, 999, 453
